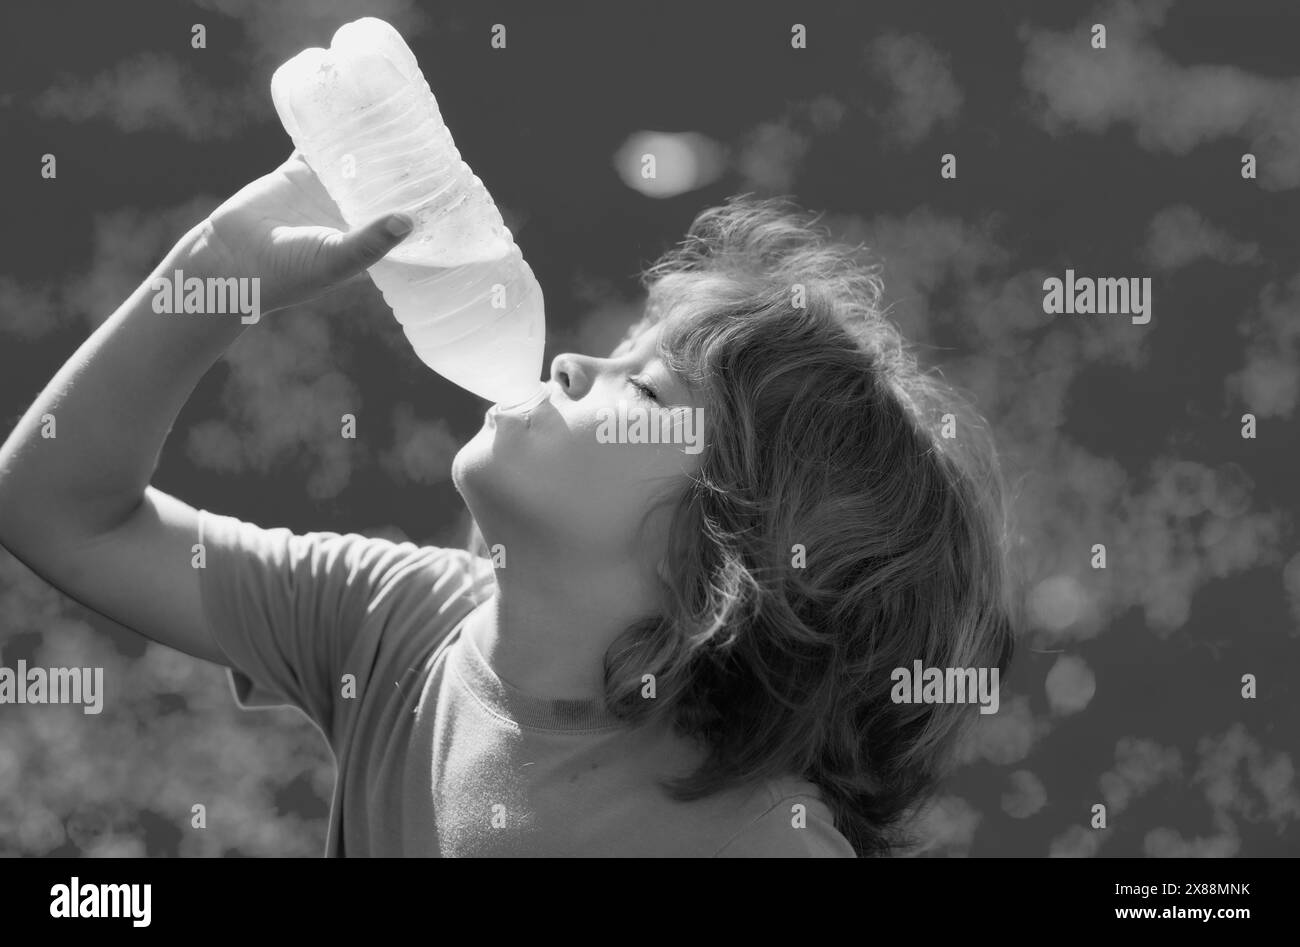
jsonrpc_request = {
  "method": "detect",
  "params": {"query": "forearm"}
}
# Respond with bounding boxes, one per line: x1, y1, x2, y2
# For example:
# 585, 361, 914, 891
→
0, 219, 250, 544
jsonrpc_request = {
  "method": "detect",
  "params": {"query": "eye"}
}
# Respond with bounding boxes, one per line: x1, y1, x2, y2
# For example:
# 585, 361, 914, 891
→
628, 375, 659, 402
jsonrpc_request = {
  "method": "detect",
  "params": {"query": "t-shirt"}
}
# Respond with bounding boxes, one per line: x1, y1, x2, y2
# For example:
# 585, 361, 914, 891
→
195, 508, 857, 857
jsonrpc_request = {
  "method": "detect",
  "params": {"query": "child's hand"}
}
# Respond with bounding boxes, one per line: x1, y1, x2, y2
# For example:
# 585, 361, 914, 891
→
199, 151, 414, 315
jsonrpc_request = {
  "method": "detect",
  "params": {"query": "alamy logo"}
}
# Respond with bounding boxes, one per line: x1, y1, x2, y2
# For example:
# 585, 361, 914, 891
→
50, 877, 151, 927
595, 400, 705, 455
890, 660, 1000, 714
150, 268, 261, 324
1042, 269, 1151, 324
0, 661, 103, 714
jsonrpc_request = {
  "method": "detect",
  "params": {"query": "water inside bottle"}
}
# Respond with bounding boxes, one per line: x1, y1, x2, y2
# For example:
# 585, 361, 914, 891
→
367, 256, 546, 406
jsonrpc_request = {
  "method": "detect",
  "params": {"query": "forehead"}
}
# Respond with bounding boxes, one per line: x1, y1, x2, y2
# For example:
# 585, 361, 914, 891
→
609, 315, 664, 359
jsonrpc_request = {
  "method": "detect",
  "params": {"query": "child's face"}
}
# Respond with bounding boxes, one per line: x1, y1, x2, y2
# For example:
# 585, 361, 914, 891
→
452, 318, 703, 565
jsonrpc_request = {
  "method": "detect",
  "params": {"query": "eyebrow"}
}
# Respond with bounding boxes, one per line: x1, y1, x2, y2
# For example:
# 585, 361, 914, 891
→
607, 325, 695, 401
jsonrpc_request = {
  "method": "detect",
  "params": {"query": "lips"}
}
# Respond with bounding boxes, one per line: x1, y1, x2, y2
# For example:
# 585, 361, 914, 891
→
485, 400, 536, 430
494, 388, 549, 417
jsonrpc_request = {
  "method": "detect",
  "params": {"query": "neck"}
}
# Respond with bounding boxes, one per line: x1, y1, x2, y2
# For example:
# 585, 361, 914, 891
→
464, 544, 661, 702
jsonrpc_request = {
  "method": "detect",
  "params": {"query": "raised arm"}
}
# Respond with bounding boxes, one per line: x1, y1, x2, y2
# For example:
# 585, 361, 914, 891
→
0, 153, 412, 664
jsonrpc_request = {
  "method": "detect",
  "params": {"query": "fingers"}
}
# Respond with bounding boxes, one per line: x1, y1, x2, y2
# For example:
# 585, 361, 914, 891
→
317, 214, 415, 285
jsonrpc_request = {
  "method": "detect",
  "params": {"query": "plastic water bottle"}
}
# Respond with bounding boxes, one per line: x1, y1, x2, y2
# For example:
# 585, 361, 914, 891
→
270, 17, 547, 409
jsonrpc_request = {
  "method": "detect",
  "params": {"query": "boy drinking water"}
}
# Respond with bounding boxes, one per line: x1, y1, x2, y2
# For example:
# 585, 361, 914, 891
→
0, 153, 1018, 856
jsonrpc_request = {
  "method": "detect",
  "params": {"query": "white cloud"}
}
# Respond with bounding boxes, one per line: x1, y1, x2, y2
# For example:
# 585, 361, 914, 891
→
820, 208, 1287, 648
867, 32, 964, 148
67, 198, 224, 332
1, 197, 220, 339
0, 277, 61, 340
0, 548, 336, 856
1020, 0, 1300, 190
193, 0, 430, 72
734, 120, 812, 193
1226, 271, 1300, 420
1098, 736, 1182, 817
1048, 823, 1107, 857
1044, 654, 1096, 716
732, 95, 849, 193
955, 694, 1052, 766
561, 292, 647, 361
1001, 769, 1048, 818
901, 794, 983, 856
1283, 552, 1300, 635
184, 308, 367, 501
378, 401, 461, 486
32, 54, 263, 141
1015, 453, 1285, 643
1143, 815, 1241, 857
1195, 724, 1300, 829
29, 3, 431, 142
825, 208, 1013, 349
1142, 205, 1261, 270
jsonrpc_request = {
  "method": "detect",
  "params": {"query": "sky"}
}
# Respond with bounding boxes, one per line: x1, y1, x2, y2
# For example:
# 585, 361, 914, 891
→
0, 0, 1297, 857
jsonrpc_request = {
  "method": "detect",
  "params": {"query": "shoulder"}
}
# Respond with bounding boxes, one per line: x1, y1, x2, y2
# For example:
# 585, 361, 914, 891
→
712, 777, 858, 858
375, 543, 494, 603
197, 509, 496, 616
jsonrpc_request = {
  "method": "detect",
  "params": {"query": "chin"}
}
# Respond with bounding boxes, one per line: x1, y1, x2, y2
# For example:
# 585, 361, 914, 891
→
451, 436, 491, 507
452, 435, 538, 537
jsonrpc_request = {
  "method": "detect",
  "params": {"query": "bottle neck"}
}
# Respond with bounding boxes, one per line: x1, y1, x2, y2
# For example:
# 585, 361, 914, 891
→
495, 382, 549, 412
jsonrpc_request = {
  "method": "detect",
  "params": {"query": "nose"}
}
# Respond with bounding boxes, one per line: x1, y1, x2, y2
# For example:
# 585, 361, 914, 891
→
549, 353, 597, 400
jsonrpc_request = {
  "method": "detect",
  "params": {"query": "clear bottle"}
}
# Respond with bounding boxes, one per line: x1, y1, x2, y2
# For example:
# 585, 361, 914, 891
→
270, 17, 547, 409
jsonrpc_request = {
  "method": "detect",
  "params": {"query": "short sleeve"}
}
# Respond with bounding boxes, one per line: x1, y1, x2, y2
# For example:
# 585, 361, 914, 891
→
713, 793, 858, 858
194, 508, 480, 750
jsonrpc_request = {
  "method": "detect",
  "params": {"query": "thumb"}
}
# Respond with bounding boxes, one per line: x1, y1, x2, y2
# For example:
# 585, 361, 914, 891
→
318, 213, 414, 283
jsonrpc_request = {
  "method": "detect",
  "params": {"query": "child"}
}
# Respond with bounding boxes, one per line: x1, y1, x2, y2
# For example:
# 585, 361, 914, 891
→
0, 153, 1018, 857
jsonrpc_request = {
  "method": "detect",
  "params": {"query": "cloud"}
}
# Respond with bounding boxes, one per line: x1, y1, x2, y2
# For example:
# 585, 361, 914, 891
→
1099, 736, 1182, 818
825, 208, 1014, 349
28, 3, 431, 143
68, 198, 225, 332
734, 121, 813, 194
1226, 270, 1300, 420
732, 95, 848, 193
901, 794, 983, 856
184, 308, 367, 501
816, 207, 1287, 648
1017, 454, 1285, 643
0, 548, 336, 856
1001, 769, 1048, 818
1048, 823, 1107, 857
560, 281, 647, 360
1020, 0, 1300, 190
32, 54, 264, 141
0, 197, 221, 340
1283, 552, 1300, 635
1141, 205, 1262, 271
955, 694, 1052, 766
1194, 723, 1300, 829
1143, 815, 1241, 857
1044, 654, 1096, 716
1048, 724, 1295, 858
193, 0, 431, 72
0, 277, 61, 341
866, 32, 964, 148
3, 192, 418, 504
378, 401, 462, 486
818, 206, 1291, 649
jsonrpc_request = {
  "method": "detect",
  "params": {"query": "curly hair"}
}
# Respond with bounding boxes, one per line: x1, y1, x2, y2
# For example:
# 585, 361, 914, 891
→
468, 194, 1022, 856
